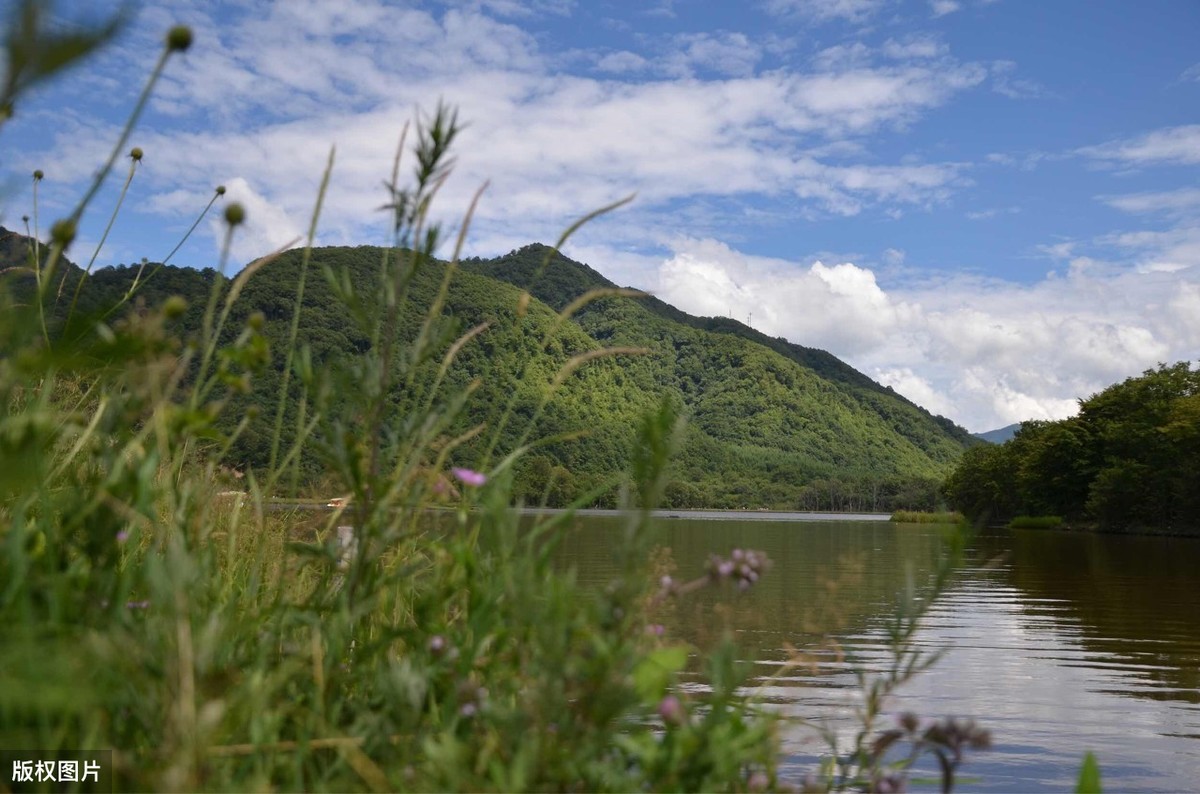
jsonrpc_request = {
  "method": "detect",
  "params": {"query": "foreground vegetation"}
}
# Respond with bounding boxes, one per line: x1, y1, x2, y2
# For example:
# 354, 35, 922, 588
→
944, 362, 1200, 535
1, 8, 991, 790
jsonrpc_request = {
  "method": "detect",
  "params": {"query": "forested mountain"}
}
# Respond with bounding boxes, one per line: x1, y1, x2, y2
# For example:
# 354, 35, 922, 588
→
973, 423, 1020, 444
1, 229, 974, 510
944, 363, 1200, 534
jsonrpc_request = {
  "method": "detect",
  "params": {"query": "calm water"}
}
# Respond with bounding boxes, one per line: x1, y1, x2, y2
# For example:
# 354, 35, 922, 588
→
552, 514, 1200, 793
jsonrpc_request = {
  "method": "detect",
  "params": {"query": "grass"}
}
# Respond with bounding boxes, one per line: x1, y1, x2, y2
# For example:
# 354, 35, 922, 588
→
0, 6, 989, 791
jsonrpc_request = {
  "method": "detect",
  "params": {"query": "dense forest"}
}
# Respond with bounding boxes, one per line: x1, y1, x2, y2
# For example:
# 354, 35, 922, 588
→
2, 228, 976, 510
943, 362, 1200, 534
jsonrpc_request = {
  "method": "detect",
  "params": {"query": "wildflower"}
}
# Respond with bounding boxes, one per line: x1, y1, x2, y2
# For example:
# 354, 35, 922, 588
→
428, 635, 447, 656
451, 467, 487, 487
658, 694, 686, 726
645, 623, 665, 637
116, 530, 130, 544
126, 601, 150, 610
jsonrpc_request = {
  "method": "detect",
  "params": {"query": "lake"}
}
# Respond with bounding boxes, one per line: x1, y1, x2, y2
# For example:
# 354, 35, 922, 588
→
551, 513, 1200, 793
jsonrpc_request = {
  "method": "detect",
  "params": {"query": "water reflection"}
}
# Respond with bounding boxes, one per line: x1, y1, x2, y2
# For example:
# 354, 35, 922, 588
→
552, 516, 1200, 793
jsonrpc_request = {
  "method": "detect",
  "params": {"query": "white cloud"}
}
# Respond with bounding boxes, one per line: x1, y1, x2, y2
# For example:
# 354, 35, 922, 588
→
929, 0, 961, 18
645, 237, 1199, 431
9, 0, 989, 275
1178, 62, 1200, 82
1080, 125, 1200, 167
989, 59, 1046, 99
595, 50, 649, 74
965, 206, 1020, 220
209, 177, 305, 266
881, 36, 948, 60
763, 0, 887, 24
1100, 188, 1200, 217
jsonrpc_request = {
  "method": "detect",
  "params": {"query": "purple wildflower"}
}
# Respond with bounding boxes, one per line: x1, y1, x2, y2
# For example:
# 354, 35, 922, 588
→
658, 694, 686, 726
125, 600, 150, 609
451, 467, 487, 487
116, 530, 130, 544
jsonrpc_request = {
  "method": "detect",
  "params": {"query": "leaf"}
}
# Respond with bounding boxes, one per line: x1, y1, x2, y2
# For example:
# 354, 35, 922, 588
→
632, 644, 690, 702
1075, 751, 1102, 794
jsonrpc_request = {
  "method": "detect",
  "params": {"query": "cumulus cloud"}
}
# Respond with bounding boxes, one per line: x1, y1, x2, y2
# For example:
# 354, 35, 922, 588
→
647, 237, 1199, 431
210, 177, 305, 265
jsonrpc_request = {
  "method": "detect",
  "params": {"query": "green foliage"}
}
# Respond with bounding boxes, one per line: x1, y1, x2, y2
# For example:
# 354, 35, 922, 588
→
0, 17, 990, 791
944, 363, 1200, 533
1076, 751, 1103, 794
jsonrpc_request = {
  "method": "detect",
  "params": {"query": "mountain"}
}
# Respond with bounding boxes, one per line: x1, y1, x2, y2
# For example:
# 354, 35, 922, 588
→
1, 230, 975, 510
973, 423, 1021, 444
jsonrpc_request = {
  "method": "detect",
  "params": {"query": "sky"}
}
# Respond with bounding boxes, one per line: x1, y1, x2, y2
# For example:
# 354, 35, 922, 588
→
3, 0, 1200, 432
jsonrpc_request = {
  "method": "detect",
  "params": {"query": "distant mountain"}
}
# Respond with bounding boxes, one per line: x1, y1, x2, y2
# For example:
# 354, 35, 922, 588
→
973, 423, 1021, 444
1, 231, 976, 510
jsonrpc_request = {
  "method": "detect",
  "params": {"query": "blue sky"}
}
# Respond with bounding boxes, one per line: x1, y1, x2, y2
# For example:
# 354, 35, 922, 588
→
4, 0, 1200, 431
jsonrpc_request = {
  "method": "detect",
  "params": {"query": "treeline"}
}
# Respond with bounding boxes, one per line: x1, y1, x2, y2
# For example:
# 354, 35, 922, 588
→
1, 229, 974, 511
943, 362, 1200, 534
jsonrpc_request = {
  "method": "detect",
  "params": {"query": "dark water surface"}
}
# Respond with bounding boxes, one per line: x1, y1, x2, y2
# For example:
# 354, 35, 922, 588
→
552, 515, 1200, 793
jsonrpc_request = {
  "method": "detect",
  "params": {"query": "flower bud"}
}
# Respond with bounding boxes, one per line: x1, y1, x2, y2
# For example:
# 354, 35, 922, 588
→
224, 202, 246, 226
166, 25, 193, 52
130, 147, 143, 161
163, 295, 188, 319
33, 169, 44, 181
658, 695, 686, 726
50, 219, 76, 246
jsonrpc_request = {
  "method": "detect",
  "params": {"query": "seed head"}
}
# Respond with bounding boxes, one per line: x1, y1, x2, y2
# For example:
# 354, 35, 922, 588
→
215, 185, 226, 196
130, 147, 143, 161
50, 219, 76, 247
248, 311, 265, 331
224, 202, 246, 227
163, 295, 188, 319
166, 25, 193, 52
33, 170, 44, 181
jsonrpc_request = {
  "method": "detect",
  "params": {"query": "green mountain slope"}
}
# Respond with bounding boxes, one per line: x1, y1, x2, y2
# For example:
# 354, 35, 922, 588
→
2, 229, 973, 510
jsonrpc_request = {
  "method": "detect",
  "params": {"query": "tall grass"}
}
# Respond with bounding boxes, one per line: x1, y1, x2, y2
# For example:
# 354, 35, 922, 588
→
0, 6, 988, 791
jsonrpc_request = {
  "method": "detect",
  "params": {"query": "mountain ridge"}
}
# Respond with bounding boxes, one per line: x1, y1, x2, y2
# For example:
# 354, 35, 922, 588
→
1, 229, 974, 509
